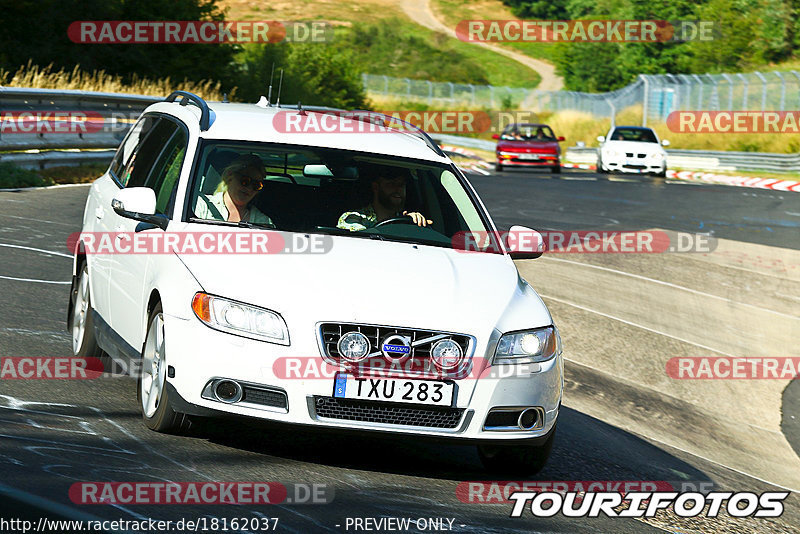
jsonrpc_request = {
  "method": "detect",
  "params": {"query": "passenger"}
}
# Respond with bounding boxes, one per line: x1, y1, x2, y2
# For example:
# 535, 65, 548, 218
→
195, 154, 274, 225
337, 167, 432, 231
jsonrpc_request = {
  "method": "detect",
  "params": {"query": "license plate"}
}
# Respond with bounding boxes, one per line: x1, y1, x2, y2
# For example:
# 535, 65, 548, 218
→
333, 374, 455, 406
517, 154, 539, 160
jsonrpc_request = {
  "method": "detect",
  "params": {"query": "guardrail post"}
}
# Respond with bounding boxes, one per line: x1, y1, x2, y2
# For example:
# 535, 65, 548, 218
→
641, 75, 649, 126
754, 71, 767, 110
721, 73, 734, 110
737, 73, 748, 109
775, 72, 786, 111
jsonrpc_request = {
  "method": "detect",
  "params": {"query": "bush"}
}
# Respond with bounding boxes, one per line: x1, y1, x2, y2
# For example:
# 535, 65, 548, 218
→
0, 163, 54, 189
235, 43, 368, 109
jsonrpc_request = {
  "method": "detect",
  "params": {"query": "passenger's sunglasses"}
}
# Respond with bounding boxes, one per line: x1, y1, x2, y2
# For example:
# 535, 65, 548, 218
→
234, 172, 266, 191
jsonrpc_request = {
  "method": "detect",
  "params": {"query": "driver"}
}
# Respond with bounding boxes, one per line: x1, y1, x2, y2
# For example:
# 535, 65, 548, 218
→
337, 167, 432, 232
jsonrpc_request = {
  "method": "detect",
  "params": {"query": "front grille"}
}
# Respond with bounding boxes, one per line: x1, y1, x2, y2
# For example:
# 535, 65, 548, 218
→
313, 396, 464, 428
625, 152, 646, 159
318, 323, 472, 377
242, 386, 288, 409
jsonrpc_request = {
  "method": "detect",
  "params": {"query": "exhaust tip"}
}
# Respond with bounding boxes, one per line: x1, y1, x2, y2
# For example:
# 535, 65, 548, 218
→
214, 379, 243, 403
518, 408, 539, 430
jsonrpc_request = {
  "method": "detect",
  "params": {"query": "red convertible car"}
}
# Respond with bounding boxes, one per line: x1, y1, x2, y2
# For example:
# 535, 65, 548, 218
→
492, 123, 564, 173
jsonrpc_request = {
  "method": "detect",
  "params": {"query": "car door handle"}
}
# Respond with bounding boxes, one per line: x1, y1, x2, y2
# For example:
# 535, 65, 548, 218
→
95, 206, 104, 220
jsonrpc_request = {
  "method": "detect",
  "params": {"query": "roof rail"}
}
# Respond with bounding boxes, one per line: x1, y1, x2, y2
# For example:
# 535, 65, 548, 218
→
348, 110, 446, 158
165, 90, 212, 131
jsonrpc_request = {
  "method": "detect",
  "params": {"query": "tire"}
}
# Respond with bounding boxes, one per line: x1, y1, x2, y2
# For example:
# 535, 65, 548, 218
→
551, 165, 561, 174
596, 157, 607, 174
655, 166, 667, 178
477, 423, 556, 475
70, 263, 103, 360
138, 302, 192, 434
495, 162, 504, 172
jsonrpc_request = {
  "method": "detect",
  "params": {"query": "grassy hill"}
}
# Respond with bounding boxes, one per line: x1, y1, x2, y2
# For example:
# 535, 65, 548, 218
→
218, 0, 541, 88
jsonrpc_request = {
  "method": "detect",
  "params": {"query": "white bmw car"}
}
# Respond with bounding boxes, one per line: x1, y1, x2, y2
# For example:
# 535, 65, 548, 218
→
596, 125, 669, 176
68, 92, 563, 473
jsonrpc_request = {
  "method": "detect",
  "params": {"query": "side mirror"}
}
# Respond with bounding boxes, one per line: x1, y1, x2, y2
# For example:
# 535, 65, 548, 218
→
557, 136, 565, 142
112, 188, 168, 231
492, 134, 500, 140
661, 139, 670, 147
505, 225, 544, 260
596, 135, 605, 143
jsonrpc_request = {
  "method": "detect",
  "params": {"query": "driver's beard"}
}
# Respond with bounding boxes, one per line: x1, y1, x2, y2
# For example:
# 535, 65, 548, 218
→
377, 190, 404, 213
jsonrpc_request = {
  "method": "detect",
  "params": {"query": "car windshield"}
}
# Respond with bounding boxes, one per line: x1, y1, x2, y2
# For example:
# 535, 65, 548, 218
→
609, 127, 658, 143
187, 141, 496, 251
501, 124, 556, 141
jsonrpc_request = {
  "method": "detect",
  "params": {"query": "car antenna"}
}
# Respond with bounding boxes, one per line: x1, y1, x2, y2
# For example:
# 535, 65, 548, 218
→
266, 63, 275, 106
275, 68, 284, 107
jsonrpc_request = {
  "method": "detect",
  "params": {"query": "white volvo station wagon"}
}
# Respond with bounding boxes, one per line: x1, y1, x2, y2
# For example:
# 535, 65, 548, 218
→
68, 91, 563, 473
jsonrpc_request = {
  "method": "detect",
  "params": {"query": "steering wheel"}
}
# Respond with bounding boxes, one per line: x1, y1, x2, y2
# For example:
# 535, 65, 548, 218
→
374, 215, 415, 228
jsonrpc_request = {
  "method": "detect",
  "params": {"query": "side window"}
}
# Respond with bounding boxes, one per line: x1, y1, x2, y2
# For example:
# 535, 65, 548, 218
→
122, 118, 180, 189
109, 117, 152, 182
147, 126, 188, 215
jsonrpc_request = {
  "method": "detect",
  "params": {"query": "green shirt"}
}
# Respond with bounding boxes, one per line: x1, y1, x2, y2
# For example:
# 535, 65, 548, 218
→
337, 205, 378, 232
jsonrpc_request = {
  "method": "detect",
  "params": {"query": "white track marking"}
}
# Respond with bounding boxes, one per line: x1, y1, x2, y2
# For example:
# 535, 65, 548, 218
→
541, 256, 797, 319
0, 242, 72, 258
0, 275, 69, 285
0, 214, 77, 227
540, 293, 743, 359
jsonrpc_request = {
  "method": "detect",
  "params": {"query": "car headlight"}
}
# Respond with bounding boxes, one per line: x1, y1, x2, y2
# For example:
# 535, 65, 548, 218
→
192, 292, 289, 345
493, 326, 557, 365
603, 149, 617, 157
650, 152, 663, 160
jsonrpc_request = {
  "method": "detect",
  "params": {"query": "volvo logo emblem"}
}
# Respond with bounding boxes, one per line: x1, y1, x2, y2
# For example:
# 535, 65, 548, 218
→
381, 335, 411, 360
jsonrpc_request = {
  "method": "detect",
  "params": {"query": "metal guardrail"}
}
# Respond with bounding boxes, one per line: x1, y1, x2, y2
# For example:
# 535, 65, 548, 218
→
433, 133, 799, 174
1, 88, 798, 174
0, 87, 158, 168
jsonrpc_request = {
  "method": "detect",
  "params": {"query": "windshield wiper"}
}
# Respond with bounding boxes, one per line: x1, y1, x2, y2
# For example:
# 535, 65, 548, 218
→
311, 226, 385, 240
189, 217, 276, 230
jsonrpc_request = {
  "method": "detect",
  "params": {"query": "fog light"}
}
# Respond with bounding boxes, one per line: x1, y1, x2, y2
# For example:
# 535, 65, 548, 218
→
431, 339, 464, 370
214, 380, 242, 403
338, 331, 371, 363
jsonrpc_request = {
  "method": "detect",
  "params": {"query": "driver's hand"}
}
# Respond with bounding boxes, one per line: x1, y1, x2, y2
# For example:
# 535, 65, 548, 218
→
403, 211, 432, 227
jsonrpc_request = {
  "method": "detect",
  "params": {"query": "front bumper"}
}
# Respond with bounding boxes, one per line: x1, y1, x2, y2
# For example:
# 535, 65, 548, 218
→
497, 153, 559, 167
601, 155, 665, 173
163, 314, 563, 442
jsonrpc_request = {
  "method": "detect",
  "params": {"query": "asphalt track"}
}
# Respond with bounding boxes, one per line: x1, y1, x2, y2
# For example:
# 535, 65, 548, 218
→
0, 167, 798, 533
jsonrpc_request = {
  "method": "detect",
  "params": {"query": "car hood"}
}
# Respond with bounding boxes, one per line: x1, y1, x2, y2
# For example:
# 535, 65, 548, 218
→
602, 140, 664, 154
176, 231, 552, 338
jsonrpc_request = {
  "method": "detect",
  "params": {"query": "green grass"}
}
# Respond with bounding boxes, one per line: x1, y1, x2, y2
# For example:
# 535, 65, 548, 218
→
0, 162, 106, 189
432, 0, 556, 61
334, 18, 540, 88
0, 162, 54, 189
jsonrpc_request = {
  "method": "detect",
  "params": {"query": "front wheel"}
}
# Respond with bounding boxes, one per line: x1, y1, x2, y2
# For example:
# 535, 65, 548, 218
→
477, 423, 556, 475
551, 165, 561, 174
138, 303, 192, 434
495, 162, 504, 172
